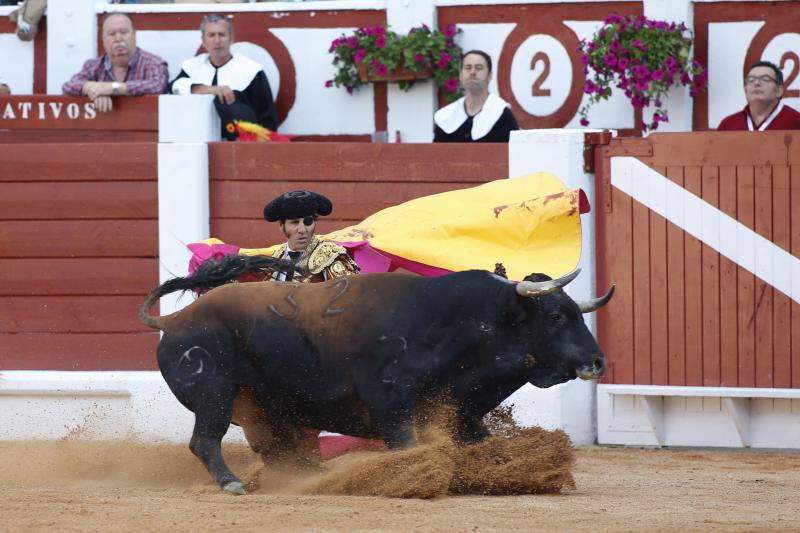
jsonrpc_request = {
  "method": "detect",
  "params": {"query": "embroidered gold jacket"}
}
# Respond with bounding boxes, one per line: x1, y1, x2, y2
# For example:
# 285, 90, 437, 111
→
271, 236, 359, 283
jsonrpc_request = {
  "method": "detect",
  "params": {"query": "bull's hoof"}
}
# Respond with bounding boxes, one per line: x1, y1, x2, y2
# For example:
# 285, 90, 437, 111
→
222, 481, 246, 495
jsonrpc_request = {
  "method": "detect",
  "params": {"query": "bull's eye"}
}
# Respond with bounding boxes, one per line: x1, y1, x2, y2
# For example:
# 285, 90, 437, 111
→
549, 313, 562, 322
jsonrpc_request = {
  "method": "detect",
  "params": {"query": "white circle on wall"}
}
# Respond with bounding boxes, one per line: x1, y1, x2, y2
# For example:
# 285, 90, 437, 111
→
509, 34, 571, 117
233, 42, 280, 98
762, 33, 800, 95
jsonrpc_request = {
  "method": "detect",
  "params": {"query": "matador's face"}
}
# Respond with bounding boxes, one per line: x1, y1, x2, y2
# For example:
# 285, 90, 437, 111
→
280, 216, 315, 252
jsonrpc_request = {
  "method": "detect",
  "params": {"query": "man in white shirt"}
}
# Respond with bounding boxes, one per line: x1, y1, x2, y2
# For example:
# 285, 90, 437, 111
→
170, 13, 279, 140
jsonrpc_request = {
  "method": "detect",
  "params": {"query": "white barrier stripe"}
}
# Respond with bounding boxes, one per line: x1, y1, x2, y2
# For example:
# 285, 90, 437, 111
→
611, 157, 800, 305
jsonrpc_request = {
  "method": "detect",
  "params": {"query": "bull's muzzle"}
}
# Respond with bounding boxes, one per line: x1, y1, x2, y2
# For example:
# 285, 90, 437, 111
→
576, 355, 606, 380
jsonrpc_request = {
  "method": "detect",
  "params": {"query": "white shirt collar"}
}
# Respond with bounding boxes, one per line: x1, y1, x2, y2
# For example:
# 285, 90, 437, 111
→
433, 93, 509, 140
747, 100, 784, 131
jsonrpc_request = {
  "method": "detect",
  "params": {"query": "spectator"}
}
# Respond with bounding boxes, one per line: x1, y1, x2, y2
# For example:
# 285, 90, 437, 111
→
0, 82, 10, 95
170, 14, 278, 140
718, 60, 800, 131
8, 0, 46, 42
62, 13, 168, 113
433, 49, 519, 142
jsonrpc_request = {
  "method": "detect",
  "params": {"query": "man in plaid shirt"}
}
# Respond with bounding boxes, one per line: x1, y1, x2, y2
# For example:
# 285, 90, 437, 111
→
62, 13, 168, 113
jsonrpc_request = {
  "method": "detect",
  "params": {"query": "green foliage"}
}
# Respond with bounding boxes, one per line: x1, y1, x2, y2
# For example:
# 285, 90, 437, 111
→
327, 24, 463, 102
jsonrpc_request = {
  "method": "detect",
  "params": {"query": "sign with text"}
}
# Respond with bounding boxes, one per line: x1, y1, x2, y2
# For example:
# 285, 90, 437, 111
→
0, 95, 158, 131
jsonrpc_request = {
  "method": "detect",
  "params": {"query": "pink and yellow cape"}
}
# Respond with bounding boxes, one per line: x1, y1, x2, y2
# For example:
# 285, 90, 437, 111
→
188, 172, 588, 281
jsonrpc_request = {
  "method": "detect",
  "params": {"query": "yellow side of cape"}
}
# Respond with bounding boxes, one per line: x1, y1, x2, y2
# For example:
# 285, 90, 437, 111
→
200, 172, 582, 281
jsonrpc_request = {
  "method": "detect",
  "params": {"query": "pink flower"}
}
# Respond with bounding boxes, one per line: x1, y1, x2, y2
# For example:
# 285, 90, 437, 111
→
680, 71, 691, 85
610, 40, 620, 52
353, 48, 366, 63
580, 118, 590, 126
604, 14, 622, 25
580, 53, 589, 65
617, 58, 629, 70
414, 53, 426, 64
634, 65, 650, 79
375, 64, 388, 77
664, 56, 677, 69
445, 77, 459, 92
437, 52, 452, 69
603, 53, 617, 67
651, 69, 665, 81
375, 35, 386, 48
444, 24, 457, 38
635, 80, 650, 91
347, 37, 358, 49
325, 80, 333, 88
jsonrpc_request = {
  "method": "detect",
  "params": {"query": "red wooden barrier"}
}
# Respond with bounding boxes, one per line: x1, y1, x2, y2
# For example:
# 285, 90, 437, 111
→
0, 95, 158, 143
596, 132, 800, 388
0, 143, 160, 370
208, 142, 510, 247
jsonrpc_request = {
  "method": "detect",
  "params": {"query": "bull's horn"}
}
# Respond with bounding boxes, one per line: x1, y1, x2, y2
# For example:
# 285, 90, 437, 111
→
516, 268, 580, 297
576, 285, 616, 313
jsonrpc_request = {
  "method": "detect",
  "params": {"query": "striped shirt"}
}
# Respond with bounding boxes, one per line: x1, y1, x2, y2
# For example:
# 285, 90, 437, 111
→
62, 48, 169, 96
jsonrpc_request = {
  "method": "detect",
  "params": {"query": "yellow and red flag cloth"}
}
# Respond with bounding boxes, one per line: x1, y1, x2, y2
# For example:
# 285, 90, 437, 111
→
227, 120, 293, 142
188, 172, 588, 281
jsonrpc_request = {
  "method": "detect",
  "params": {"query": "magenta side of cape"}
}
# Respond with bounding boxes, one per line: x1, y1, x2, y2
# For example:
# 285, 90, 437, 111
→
186, 240, 452, 278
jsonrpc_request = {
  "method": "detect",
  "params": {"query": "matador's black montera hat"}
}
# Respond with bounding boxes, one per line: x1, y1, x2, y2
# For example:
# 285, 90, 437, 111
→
263, 190, 333, 222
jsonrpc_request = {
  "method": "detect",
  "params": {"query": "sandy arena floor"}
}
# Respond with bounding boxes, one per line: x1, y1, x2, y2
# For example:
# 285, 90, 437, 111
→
2, 435, 799, 532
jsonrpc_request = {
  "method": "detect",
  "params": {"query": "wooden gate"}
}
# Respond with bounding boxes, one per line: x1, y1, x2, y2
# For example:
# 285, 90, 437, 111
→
595, 131, 800, 389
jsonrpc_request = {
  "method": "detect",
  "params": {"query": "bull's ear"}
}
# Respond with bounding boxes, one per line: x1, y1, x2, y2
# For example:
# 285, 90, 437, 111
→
516, 268, 580, 298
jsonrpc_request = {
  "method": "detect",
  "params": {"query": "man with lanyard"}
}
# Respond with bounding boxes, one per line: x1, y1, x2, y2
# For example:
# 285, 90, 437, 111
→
433, 49, 519, 142
170, 14, 279, 140
263, 190, 359, 282
718, 60, 800, 131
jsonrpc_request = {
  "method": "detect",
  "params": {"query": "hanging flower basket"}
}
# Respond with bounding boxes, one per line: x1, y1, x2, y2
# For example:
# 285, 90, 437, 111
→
327, 24, 463, 102
578, 13, 708, 132
356, 61, 433, 83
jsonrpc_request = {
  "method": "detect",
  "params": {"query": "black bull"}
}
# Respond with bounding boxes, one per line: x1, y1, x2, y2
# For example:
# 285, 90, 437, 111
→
139, 255, 614, 494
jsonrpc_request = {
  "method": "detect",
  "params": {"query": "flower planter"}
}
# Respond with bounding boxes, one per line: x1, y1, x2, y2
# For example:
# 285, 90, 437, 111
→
356, 62, 432, 83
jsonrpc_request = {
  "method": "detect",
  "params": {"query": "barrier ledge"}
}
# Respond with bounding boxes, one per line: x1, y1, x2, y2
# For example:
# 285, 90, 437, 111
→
598, 384, 800, 450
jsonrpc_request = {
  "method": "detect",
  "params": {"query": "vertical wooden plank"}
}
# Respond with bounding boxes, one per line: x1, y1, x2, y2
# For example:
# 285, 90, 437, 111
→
595, 146, 615, 384
702, 166, 721, 386
666, 166, 686, 386
605, 153, 635, 384
772, 165, 791, 389
684, 166, 703, 386
791, 165, 800, 389
718, 165, 739, 386
737, 166, 756, 387
632, 176, 652, 384
650, 166, 669, 385
754, 165, 774, 388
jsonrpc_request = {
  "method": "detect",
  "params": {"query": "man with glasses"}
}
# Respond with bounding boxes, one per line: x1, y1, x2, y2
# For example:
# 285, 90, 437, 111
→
263, 190, 359, 282
718, 60, 800, 131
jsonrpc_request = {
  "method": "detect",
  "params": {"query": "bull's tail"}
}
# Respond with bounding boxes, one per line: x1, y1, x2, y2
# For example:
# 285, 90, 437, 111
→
138, 254, 291, 330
